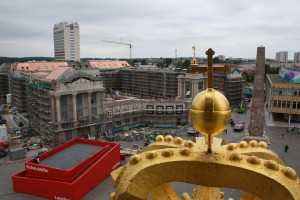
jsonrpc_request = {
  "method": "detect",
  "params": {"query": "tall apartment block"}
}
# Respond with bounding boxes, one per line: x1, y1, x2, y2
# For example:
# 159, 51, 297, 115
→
275, 51, 288, 63
53, 22, 80, 61
294, 52, 300, 62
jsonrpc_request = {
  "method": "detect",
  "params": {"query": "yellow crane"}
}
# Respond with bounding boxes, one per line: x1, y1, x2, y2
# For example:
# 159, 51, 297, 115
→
101, 40, 132, 60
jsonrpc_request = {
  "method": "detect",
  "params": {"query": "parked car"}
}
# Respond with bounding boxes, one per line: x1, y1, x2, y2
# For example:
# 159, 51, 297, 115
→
187, 127, 199, 137
234, 121, 245, 132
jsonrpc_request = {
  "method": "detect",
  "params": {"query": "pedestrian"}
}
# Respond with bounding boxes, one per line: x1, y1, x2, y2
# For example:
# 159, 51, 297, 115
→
280, 131, 285, 139
225, 129, 227, 134
285, 144, 289, 152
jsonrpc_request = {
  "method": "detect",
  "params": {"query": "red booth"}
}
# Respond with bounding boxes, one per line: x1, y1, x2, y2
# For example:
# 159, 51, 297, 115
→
12, 138, 120, 200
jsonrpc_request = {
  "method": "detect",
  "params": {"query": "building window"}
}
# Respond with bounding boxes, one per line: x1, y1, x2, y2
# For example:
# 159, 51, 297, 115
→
176, 105, 183, 114
115, 109, 120, 114
294, 91, 298, 96
156, 106, 164, 114
106, 111, 112, 115
282, 101, 286, 108
166, 106, 173, 114
125, 118, 130, 123
146, 105, 154, 114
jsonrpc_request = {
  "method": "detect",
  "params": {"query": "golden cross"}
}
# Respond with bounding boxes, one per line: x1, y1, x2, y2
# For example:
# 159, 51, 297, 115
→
192, 48, 230, 88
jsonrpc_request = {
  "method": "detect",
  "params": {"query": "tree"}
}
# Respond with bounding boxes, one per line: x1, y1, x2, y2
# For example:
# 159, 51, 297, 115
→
181, 60, 191, 69
164, 58, 173, 67
213, 57, 220, 63
156, 62, 164, 68
141, 59, 148, 65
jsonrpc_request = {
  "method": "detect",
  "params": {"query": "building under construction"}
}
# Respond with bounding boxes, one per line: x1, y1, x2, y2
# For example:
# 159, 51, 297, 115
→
1, 60, 244, 146
0, 63, 11, 104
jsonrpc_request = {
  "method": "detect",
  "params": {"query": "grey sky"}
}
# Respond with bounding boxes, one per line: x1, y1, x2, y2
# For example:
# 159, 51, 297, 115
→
0, 0, 299, 59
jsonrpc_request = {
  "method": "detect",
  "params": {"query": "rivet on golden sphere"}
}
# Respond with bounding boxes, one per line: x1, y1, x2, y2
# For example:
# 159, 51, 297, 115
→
264, 160, 279, 171
164, 135, 173, 142
179, 148, 192, 156
146, 152, 158, 159
249, 140, 258, 147
129, 155, 142, 165
184, 141, 195, 148
238, 141, 249, 148
228, 153, 242, 161
173, 137, 183, 145
161, 150, 174, 157
258, 141, 268, 148
281, 167, 297, 180
227, 143, 237, 150
155, 135, 164, 142
246, 156, 261, 165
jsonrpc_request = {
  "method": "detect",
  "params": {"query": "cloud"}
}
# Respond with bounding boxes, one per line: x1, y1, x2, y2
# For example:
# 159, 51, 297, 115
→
1, 0, 300, 59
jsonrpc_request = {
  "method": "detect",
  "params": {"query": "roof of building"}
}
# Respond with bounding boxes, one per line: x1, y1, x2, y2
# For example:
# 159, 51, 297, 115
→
89, 60, 130, 69
39, 143, 102, 170
11, 61, 69, 72
267, 74, 288, 84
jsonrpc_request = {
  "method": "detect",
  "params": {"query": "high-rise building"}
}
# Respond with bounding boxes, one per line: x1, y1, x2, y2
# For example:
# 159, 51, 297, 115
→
294, 52, 300, 62
275, 51, 288, 63
53, 22, 80, 61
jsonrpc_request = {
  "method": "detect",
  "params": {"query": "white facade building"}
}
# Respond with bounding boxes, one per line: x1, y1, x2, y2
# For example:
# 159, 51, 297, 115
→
294, 52, 300, 62
275, 51, 288, 63
53, 22, 80, 61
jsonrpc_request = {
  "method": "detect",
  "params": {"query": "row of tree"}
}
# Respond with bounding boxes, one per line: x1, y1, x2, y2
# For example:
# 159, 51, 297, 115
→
0, 57, 54, 66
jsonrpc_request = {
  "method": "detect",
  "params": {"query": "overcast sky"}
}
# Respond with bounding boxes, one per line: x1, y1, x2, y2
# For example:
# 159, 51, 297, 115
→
1, 0, 300, 59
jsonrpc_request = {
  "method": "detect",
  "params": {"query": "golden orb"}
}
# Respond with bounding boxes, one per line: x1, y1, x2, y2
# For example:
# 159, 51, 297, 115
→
190, 88, 231, 137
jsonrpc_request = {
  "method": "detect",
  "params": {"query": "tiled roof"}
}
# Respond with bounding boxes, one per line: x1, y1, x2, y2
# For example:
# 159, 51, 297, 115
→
12, 62, 68, 72
89, 61, 130, 69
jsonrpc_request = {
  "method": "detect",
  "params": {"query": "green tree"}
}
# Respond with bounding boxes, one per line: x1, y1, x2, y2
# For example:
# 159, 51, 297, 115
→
156, 62, 164, 68
164, 58, 173, 67
181, 60, 191, 69
213, 57, 220, 63
141, 59, 148, 65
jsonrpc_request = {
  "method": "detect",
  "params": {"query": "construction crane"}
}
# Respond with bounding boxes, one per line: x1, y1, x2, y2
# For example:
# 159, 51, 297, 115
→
101, 40, 132, 60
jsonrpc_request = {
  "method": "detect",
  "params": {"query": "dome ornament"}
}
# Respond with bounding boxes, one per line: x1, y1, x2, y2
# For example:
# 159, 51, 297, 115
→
190, 48, 231, 153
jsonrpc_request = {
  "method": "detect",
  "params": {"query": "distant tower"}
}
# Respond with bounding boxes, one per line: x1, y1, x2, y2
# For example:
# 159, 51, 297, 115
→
53, 22, 80, 61
275, 51, 288, 63
248, 46, 265, 137
294, 52, 300, 62
175, 49, 177, 59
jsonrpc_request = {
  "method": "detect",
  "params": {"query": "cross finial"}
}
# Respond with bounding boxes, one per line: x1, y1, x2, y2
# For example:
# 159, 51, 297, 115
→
191, 46, 198, 66
192, 48, 230, 89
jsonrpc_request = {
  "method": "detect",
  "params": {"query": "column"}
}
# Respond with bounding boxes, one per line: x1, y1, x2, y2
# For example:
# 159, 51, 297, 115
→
191, 75, 199, 99
51, 95, 56, 121
177, 75, 184, 98
72, 93, 77, 126
96, 92, 102, 115
55, 94, 62, 129
288, 114, 291, 126
88, 91, 92, 122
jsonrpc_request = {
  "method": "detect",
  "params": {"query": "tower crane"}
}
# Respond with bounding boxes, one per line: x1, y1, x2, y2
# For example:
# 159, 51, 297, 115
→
101, 40, 132, 60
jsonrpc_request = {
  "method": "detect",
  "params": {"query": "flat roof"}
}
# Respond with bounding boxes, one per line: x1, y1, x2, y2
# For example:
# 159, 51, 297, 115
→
267, 74, 288, 84
39, 143, 102, 170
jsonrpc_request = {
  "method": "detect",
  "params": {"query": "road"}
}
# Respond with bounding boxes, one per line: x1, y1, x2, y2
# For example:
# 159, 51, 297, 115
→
1, 108, 299, 200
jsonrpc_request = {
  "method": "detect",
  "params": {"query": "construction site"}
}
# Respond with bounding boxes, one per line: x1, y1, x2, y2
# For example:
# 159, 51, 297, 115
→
0, 59, 244, 147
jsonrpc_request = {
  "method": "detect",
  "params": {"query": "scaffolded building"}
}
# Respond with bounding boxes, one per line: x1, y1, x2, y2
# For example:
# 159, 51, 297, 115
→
0, 63, 10, 103
3, 60, 244, 146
